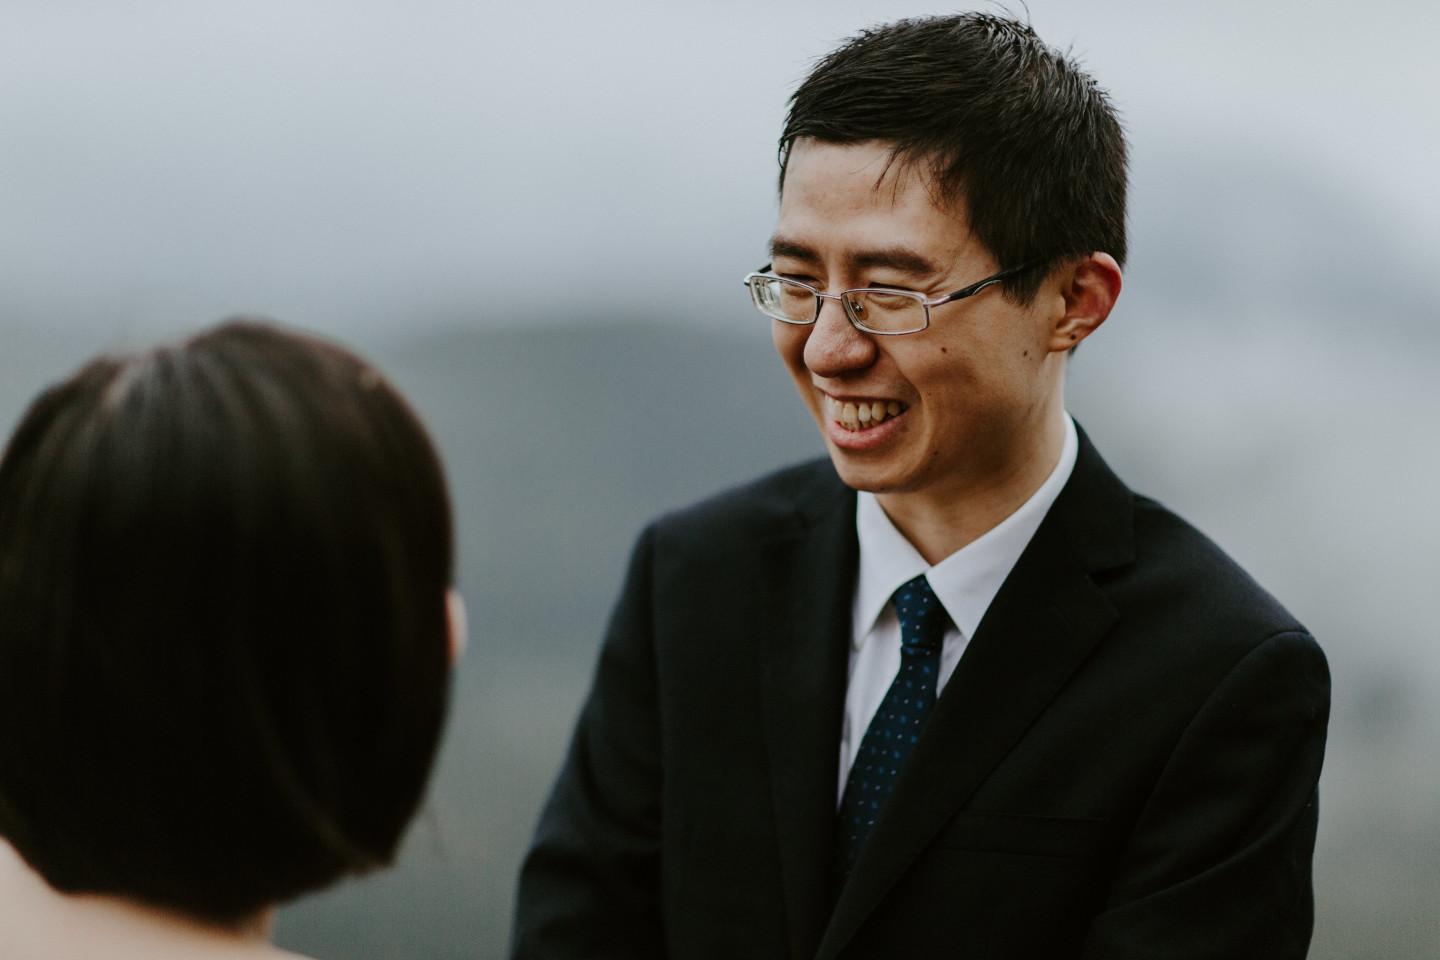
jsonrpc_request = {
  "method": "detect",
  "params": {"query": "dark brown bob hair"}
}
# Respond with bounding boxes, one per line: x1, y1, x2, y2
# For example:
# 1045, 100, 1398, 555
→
0, 320, 453, 925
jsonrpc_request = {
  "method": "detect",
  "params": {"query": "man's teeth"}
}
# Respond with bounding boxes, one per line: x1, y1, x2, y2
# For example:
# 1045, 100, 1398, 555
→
825, 397, 904, 429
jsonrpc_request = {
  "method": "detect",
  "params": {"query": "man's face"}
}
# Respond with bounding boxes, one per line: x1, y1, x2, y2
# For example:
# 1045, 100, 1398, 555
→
771, 139, 1068, 504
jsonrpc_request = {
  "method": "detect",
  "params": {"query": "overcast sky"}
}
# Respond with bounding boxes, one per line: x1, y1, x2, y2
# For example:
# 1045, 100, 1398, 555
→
1, 0, 1436, 340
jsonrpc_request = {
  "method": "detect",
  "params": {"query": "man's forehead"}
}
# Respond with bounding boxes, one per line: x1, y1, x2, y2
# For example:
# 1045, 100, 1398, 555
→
773, 143, 984, 274
782, 138, 959, 212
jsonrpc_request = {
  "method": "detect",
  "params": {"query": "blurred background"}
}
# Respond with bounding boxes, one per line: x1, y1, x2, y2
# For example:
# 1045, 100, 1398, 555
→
2, 0, 1437, 956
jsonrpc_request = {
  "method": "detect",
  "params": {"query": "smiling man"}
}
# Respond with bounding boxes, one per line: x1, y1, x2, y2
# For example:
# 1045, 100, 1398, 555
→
512, 14, 1329, 960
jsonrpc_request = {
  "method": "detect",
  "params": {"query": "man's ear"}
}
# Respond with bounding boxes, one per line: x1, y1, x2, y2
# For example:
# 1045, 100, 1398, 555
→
446, 588, 468, 665
1049, 252, 1122, 353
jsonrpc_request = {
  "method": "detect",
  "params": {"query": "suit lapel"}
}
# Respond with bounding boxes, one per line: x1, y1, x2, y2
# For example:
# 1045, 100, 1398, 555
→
816, 428, 1136, 960
758, 469, 857, 960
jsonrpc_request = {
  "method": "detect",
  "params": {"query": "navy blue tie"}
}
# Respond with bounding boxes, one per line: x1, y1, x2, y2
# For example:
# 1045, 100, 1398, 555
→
835, 574, 949, 886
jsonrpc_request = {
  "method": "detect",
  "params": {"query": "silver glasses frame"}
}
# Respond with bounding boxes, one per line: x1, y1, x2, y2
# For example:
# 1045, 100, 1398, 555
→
741, 256, 1051, 335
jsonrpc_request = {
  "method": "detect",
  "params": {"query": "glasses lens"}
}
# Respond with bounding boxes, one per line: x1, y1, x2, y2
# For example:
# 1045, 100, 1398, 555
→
844, 289, 927, 334
750, 277, 816, 324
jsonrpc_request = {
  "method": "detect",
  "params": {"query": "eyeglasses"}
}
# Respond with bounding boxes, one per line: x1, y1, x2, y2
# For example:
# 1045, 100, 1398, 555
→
740, 257, 1051, 335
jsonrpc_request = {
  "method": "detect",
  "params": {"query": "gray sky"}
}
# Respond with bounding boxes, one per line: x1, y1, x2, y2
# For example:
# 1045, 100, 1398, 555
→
1, 0, 1436, 339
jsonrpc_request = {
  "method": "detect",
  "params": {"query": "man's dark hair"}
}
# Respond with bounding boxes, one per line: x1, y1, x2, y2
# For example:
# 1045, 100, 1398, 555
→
780, 13, 1127, 302
0, 320, 454, 926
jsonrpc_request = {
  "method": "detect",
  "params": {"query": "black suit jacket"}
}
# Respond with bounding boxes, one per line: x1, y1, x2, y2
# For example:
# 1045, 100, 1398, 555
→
512, 430, 1330, 959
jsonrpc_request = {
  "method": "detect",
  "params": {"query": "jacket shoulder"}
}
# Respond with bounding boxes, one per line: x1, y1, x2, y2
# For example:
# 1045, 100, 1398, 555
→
1119, 491, 1313, 656
647, 457, 852, 550
1061, 428, 1309, 648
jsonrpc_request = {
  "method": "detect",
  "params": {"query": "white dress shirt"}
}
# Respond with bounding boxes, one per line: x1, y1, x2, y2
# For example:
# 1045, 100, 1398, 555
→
838, 414, 1079, 800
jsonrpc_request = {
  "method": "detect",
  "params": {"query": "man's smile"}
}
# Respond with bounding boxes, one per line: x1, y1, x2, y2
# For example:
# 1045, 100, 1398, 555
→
824, 394, 908, 431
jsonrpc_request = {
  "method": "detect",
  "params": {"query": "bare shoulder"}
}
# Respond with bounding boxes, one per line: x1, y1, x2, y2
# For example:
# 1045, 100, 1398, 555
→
0, 839, 318, 960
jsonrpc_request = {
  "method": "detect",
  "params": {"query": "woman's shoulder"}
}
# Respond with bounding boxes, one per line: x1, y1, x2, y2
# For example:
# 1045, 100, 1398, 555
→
0, 839, 316, 960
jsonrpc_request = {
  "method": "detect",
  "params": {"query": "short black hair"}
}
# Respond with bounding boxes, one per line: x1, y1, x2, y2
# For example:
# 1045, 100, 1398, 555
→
0, 320, 454, 925
780, 13, 1127, 302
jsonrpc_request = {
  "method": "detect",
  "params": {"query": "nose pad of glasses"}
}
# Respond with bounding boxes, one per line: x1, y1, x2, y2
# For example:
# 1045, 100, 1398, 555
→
841, 295, 868, 326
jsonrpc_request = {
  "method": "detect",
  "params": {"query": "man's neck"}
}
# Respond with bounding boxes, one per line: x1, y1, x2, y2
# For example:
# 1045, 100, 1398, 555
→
875, 409, 1068, 566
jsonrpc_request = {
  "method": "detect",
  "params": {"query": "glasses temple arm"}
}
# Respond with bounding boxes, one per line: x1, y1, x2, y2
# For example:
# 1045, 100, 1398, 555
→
932, 256, 1054, 306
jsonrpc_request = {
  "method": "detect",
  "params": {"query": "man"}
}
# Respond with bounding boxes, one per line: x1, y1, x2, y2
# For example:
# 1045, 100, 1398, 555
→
512, 13, 1329, 959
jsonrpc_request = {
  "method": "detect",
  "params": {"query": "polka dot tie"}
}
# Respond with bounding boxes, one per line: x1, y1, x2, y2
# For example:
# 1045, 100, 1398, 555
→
834, 574, 949, 887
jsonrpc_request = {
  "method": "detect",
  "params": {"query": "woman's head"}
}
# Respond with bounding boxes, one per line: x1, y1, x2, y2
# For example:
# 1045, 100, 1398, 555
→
0, 320, 454, 925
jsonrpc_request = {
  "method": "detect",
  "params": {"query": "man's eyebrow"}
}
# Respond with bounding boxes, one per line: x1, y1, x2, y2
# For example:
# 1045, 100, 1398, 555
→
768, 238, 939, 278
769, 237, 819, 262
850, 247, 938, 277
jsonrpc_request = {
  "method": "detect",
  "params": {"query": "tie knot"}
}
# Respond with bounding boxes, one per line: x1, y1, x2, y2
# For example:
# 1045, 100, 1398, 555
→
890, 574, 947, 655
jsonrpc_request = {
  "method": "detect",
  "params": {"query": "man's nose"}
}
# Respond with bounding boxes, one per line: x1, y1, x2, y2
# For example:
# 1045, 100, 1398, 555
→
803, 296, 878, 378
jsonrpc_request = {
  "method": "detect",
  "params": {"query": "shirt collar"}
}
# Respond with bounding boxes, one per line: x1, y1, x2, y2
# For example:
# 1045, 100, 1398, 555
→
852, 414, 1079, 648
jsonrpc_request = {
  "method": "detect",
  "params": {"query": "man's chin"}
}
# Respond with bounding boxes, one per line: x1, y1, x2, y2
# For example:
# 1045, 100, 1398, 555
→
824, 447, 906, 495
